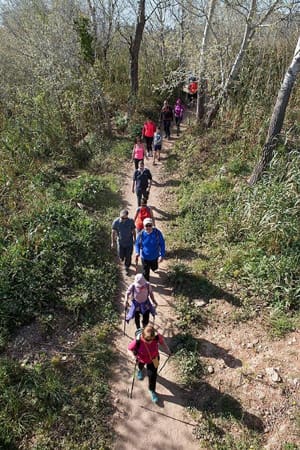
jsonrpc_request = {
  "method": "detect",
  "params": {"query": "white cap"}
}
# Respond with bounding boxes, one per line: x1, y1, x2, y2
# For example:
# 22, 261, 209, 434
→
143, 218, 153, 226
134, 274, 147, 286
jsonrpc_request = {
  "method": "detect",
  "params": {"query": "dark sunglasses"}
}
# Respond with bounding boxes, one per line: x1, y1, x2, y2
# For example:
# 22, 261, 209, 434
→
145, 224, 152, 228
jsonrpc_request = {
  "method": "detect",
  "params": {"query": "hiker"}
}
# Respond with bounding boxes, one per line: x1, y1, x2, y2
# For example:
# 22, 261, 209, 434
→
135, 218, 165, 281
132, 160, 152, 207
133, 197, 155, 232
125, 274, 157, 329
128, 325, 171, 403
188, 78, 198, 104
160, 100, 173, 140
111, 209, 136, 275
174, 99, 184, 136
131, 136, 147, 169
142, 118, 156, 157
153, 126, 162, 165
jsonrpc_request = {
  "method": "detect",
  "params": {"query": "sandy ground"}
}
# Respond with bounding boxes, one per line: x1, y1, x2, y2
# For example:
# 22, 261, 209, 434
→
111, 125, 200, 450
110, 121, 300, 450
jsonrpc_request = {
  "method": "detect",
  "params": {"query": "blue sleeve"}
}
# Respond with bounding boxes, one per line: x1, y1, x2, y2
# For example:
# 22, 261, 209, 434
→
158, 230, 165, 257
135, 231, 142, 254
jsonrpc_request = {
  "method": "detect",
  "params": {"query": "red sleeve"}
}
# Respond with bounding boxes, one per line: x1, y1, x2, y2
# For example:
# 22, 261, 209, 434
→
128, 339, 137, 351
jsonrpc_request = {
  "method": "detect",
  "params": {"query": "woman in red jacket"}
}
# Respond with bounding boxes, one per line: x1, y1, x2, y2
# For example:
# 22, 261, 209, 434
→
142, 118, 156, 157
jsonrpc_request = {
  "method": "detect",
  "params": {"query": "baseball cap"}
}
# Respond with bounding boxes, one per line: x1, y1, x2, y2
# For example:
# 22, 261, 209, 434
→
143, 218, 153, 227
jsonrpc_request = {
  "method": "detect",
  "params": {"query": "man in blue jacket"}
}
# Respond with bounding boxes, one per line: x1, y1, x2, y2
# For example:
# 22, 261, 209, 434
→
135, 218, 165, 281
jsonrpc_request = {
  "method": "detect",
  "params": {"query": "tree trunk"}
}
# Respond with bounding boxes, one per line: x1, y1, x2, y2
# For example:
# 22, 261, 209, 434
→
129, 0, 146, 98
196, 0, 217, 123
205, 0, 257, 128
248, 37, 300, 186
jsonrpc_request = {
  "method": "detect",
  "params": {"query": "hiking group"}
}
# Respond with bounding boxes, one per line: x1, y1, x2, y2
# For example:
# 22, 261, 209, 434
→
111, 99, 184, 403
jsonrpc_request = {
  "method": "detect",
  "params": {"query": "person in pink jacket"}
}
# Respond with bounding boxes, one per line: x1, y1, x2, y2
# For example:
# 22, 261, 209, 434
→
128, 324, 171, 403
131, 136, 147, 169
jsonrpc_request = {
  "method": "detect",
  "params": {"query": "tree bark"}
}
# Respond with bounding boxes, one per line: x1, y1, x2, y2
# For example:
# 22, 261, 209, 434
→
196, 0, 217, 123
129, 0, 146, 98
248, 37, 300, 186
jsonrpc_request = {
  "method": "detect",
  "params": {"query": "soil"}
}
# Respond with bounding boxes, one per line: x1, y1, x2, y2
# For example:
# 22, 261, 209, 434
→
111, 122, 300, 450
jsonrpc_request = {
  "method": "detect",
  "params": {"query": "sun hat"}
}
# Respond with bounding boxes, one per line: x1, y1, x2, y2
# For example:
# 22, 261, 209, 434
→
134, 274, 147, 287
143, 218, 153, 226
120, 209, 129, 218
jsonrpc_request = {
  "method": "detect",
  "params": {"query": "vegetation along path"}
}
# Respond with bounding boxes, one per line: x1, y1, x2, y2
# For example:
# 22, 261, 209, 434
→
111, 118, 300, 450
111, 124, 200, 450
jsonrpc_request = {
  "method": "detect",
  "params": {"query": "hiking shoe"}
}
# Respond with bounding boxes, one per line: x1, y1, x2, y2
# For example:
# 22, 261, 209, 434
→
149, 390, 158, 403
137, 370, 143, 380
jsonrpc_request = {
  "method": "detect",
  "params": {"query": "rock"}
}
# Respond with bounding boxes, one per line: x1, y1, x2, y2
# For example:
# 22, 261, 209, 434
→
253, 338, 259, 345
194, 299, 206, 307
266, 367, 282, 383
247, 343, 254, 348
207, 365, 214, 374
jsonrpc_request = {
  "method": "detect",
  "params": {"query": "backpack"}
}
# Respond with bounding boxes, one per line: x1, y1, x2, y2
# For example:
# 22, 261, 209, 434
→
175, 104, 182, 116
135, 206, 151, 229
134, 328, 159, 354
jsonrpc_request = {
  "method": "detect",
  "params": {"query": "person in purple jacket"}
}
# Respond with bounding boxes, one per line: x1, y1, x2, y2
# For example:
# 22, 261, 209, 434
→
125, 274, 157, 329
174, 98, 184, 136
135, 218, 166, 281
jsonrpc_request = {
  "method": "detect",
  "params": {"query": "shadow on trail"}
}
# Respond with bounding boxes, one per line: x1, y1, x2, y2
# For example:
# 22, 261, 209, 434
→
168, 267, 241, 306
169, 333, 242, 369
152, 179, 181, 188
157, 377, 264, 433
167, 247, 209, 260
151, 205, 179, 221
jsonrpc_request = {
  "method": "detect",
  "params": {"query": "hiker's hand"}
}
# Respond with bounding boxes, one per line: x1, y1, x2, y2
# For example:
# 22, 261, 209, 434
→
135, 255, 139, 261
158, 256, 163, 263
125, 301, 129, 309
111, 242, 114, 249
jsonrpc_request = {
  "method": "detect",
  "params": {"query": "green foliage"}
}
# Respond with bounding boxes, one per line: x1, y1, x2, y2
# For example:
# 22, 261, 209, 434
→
0, 201, 115, 342
74, 15, 95, 65
172, 334, 203, 387
268, 309, 299, 338
115, 113, 128, 133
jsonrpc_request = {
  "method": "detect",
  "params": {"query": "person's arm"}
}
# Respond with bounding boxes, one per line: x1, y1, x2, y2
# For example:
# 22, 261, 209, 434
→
132, 175, 136, 194
135, 232, 141, 259
149, 287, 158, 307
133, 208, 139, 222
111, 229, 117, 248
149, 207, 155, 226
131, 145, 135, 161
132, 227, 136, 243
158, 230, 165, 260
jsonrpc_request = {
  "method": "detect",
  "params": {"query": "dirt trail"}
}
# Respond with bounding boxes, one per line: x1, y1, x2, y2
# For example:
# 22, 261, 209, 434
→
111, 126, 199, 450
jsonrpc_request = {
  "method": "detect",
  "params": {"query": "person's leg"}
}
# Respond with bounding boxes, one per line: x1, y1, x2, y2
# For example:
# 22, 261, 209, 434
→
142, 259, 151, 281
163, 120, 168, 138
147, 362, 158, 401
134, 311, 141, 329
166, 121, 171, 138
137, 362, 144, 380
124, 245, 133, 271
149, 259, 158, 274
134, 158, 139, 169
142, 310, 150, 327
136, 190, 142, 206
118, 244, 125, 262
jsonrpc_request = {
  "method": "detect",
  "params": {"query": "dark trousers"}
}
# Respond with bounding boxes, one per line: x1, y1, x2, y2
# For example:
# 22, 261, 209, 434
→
163, 120, 171, 138
134, 158, 143, 169
136, 189, 149, 207
134, 310, 150, 329
138, 361, 158, 391
118, 244, 133, 268
142, 258, 158, 281
175, 116, 182, 134
144, 136, 153, 154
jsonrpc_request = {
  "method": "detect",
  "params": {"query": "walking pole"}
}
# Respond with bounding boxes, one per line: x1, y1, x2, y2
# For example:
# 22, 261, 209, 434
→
135, 256, 139, 273
123, 303, 127, 335
129, 360, 137, 399
158, 355, 171, 374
